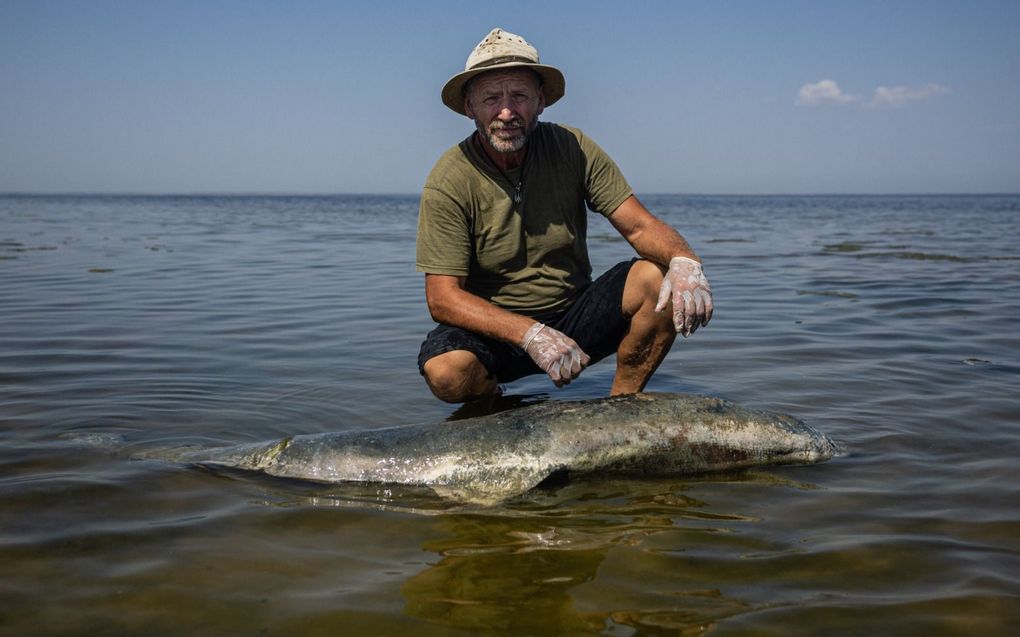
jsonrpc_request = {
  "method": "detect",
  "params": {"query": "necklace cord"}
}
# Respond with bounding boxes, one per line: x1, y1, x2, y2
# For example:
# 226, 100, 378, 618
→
474, 132, 527, 203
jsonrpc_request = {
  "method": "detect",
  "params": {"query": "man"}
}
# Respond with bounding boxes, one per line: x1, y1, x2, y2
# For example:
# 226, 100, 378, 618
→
417, 28, 712, 403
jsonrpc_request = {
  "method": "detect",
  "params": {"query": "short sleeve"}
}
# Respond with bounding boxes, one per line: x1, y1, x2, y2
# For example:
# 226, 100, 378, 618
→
577, 131, 633, 217
416, 186, 472, 276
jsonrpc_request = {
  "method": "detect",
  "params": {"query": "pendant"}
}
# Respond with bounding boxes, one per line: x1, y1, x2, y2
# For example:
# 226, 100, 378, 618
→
514, 183, 522, 204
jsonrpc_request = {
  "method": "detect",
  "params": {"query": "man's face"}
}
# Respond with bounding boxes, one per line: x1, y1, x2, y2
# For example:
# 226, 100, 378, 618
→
464, 69, 545, 154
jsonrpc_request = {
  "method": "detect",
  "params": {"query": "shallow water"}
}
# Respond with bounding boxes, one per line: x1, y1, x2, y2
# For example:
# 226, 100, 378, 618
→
1, 194, 1018, 635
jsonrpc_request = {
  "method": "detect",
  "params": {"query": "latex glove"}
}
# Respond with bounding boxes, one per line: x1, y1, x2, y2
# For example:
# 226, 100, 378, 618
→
655, 256, 714, 337
521, 322, 590, 386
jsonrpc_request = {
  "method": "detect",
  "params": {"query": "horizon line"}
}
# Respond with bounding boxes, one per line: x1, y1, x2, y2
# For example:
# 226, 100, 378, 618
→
2, 191, 1018, 198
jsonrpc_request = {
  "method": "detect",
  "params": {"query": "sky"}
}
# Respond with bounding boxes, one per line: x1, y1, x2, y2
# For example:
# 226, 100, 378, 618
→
1, 0, 1018, 194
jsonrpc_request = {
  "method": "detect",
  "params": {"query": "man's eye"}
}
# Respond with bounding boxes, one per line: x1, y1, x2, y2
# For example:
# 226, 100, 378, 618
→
483, 97, 500, 106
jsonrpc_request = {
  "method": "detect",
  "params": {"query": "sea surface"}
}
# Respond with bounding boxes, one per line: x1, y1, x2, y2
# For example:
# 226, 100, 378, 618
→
1, 194, 1018, 636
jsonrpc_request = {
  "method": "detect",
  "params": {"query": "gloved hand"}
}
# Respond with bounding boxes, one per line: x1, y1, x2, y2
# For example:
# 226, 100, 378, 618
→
520, 322, 590, 386
655, 256, 714, 337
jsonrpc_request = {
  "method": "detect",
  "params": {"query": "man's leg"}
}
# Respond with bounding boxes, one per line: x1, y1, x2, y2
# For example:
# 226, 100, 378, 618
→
422, 350, 500, 403
612, 259, 678, 395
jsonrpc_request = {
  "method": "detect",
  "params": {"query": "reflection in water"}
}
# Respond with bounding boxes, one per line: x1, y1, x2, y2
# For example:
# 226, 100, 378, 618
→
403, 520, 610, 634
396, 473, 806, 635
443, 391, 548, 421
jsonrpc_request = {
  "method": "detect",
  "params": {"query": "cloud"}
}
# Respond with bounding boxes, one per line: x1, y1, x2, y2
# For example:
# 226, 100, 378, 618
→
868, 83, 950, 108
796, 79, 857, 106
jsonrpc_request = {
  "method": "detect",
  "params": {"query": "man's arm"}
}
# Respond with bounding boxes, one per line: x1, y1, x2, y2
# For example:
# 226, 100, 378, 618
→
424, 274, 534, 344
607, 195, 714, 336
424, 274, 589, 385
607, 195, 698, 265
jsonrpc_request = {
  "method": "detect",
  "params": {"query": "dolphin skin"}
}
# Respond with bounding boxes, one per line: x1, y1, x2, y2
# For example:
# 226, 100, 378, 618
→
171, 392, 837, 504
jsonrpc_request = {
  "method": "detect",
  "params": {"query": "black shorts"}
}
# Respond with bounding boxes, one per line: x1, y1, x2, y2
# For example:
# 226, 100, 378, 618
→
417, 259, 637, 383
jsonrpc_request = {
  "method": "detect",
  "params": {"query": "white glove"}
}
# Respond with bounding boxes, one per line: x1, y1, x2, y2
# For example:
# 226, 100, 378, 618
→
654, 256, 714, 336
521, 322, 590, 386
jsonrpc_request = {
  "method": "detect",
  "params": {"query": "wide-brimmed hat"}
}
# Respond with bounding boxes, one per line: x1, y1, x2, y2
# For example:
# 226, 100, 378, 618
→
441, 28, 565, 116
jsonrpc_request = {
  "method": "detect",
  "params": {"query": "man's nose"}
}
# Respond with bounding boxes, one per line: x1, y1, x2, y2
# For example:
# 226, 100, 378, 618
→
497, 106, 515, 120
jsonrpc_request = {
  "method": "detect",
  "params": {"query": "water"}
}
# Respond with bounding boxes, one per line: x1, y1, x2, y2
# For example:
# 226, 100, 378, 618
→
1, 194, 1018, 635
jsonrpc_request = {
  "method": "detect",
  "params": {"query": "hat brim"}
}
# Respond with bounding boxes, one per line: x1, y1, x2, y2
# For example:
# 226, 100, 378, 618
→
441, 62, 565, 116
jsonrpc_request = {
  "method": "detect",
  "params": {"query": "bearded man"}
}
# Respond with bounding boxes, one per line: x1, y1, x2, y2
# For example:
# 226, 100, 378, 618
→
416, 28, 713, 403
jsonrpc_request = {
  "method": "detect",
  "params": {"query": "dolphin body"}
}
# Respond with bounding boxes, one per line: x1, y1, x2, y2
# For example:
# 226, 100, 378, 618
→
169, 392, 838, 504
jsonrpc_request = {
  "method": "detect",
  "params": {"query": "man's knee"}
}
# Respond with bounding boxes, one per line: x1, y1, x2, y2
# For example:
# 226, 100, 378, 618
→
422, 350, 496, 403
623, 259, 669, 318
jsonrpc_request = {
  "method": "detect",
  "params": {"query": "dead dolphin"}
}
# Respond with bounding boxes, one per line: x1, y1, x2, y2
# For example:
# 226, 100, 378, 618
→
163, 392, 838, 504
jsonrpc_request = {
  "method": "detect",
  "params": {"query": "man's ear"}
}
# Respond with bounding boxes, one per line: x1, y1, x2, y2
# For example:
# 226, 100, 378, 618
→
463, 95, 475, 119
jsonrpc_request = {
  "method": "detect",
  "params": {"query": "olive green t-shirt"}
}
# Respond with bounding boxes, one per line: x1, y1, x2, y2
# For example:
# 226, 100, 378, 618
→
416, 122, 633, 317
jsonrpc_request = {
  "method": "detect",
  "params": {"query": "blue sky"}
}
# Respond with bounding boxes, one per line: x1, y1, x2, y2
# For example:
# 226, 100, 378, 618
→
1, 0, 1017, 194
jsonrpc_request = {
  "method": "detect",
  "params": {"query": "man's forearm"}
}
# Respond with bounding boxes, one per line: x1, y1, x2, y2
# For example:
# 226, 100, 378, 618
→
425, 276, 536, 345
608, 195, 700, 266
638, 222, 699, 267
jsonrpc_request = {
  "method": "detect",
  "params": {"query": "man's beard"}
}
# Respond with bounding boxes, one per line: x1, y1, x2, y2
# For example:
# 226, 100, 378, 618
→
480, 117, 534, 153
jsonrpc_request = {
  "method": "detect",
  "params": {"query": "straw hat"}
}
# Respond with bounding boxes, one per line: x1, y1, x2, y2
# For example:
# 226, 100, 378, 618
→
441, 28, 565, 116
